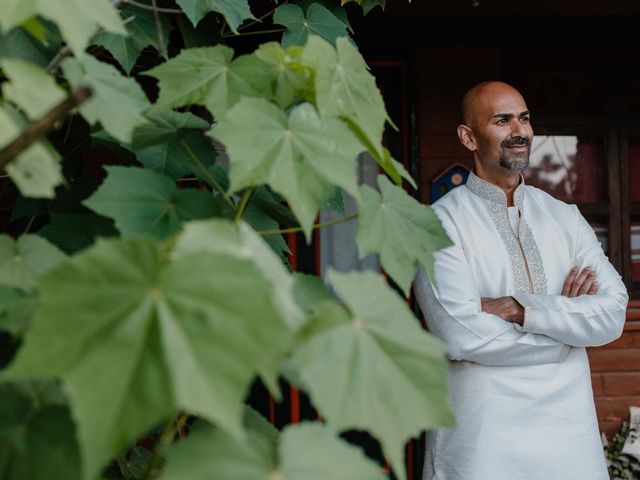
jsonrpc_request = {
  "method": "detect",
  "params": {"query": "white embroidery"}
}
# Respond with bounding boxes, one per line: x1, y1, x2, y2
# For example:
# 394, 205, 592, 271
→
465, 172, 547, 294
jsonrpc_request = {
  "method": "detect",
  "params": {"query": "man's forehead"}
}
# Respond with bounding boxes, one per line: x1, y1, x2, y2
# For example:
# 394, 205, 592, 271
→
477, 89, 528, 118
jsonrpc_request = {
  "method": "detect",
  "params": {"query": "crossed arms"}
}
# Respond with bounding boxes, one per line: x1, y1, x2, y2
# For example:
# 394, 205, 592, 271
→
413, 206, 628, 366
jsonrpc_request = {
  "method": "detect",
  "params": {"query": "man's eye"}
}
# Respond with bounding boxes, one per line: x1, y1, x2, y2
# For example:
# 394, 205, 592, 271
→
497, 118, 507, 125
520, 116, 530, 123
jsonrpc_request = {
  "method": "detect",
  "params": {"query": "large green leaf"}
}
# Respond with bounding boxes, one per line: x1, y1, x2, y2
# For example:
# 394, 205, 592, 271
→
4, 228, 297, 479
61, 54, 150, 143
254, 42, 311, 109
84, 166, 222, 239
301, 35, 386, 160
0, 381, 80, 480
291, 272, 332, 314
162, 419, 384, 480
0, 59, 66, 119
273, 3, 349, 48
0, 0, 126, 54
0, 27, 57, 68
0, 107, 62, 198
92, 5, 171, 74
287, 269, 454, 480
129, 111, 214, 179
0, 234, 66, 289
211, 98, 362, 238
356, 175, 452, 295
176, 0, 255, 33
0, 287, 38, 335
145, 45, 271, 118
38, 213, 118, 254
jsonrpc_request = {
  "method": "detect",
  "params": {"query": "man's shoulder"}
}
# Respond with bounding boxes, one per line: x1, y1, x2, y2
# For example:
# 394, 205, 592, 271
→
432, 185, 471, 211
524, 184, 577, 213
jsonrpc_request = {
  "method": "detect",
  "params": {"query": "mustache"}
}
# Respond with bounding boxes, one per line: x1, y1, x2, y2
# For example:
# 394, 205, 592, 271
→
502, 137, 530, 147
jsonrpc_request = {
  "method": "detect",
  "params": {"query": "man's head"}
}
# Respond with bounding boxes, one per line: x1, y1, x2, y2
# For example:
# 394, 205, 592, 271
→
457, 81, 533, 174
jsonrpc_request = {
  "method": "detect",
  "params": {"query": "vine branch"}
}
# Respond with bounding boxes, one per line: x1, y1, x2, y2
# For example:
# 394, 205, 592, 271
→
179, 140, 236, 211
124, 0, 183, 13
234, 188, 254, 222
0, 87, 93, 171
150, 0, 167, 58
259, 214, 358, 236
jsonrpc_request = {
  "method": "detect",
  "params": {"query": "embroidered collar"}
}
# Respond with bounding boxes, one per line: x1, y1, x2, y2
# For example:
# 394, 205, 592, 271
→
465, 171, 526, 207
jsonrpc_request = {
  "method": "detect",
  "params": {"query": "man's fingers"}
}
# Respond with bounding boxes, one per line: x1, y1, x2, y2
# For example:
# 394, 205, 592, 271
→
570, 267, 592, 297
587, 281, 599, 295
578, 271, 597, 296
562, 266, 578, 296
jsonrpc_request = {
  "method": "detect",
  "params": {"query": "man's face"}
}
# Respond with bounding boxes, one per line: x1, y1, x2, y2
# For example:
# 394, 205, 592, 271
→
469, 88, 534, 173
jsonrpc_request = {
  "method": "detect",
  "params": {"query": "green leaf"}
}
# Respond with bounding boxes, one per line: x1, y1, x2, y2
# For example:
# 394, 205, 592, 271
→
288, 269, 454, 480
129, 110, 214, 179
0, 381, 81, 480
211, 98, 362, 239
92, 5, 171, 73
84, 166, 222, 239
4, 229, 297, 479
0, 107, 62, 198
145, 45, 271, 118
0, 0, 126, 54
0, 287, 38, 335
254, 42, 311, 109
176, 0, 254, 33
61, 54, 150, 143
162, 419, 384, 480
301, 35, 386, 160
38, 213, 118, 254
20, 17, 47, 44
297, 0, 353, 32
0, 234, 66, 289
324, 186, 345, 214
274, 3, 349, 49
362, 0, 386, 14
292, 272, 332, 314
0, 58, 66, 119
379, 147, 417, 188
356, 175, 452, 295
243, 204, 290, 263
0, 27, 58, 68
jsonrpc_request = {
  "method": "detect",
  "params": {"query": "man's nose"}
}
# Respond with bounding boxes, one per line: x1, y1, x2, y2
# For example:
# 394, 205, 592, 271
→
511, 120, 531, 138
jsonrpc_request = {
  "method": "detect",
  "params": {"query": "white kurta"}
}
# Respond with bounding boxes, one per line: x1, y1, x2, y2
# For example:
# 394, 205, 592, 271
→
414, 172, 629, 480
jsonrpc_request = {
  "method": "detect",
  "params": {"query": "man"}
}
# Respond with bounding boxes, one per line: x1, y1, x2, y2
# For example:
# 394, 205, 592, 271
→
414, 81, 629, 479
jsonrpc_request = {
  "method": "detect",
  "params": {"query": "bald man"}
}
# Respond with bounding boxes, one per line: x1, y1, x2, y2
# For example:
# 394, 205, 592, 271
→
413, 81, 628, 479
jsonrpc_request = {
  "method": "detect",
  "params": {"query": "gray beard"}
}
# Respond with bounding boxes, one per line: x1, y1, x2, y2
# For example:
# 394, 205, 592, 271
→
499, 148, 530, 172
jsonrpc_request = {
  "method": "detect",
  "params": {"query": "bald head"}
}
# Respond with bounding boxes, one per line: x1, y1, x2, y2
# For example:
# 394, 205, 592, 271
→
461, 81, 525, 128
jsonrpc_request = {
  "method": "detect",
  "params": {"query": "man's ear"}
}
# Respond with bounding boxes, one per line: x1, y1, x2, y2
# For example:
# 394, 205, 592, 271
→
457, 124, 477, 152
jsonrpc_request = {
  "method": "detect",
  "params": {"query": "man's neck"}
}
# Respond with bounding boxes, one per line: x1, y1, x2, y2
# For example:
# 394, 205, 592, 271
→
473, 163, 521, 206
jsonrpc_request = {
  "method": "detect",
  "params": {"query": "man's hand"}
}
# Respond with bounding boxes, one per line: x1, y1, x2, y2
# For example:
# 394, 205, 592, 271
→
562, 266, 598, 297
481, 296, 524, 325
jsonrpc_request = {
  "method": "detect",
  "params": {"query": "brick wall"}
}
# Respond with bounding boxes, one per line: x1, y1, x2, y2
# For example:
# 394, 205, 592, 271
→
589, 302, 640, 438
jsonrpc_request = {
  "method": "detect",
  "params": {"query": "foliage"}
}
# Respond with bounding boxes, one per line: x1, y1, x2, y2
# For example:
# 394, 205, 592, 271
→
604, 422, 640, 480
0, 1, 453, 480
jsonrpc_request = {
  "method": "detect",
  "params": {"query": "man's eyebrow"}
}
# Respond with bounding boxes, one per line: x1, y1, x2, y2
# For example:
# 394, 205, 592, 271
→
491, 111, 531, 119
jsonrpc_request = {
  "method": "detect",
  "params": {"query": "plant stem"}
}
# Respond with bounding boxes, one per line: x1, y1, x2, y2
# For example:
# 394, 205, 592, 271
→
259, 214, 358, 236
150, 0, 166, 58
179, 140, 236, 211
237, 7, 277, 31
143, 418, 178, 480
234, 188, 253, 222
0, 87, 93, 171
124, 0, 183, 13
222, 28, 286, 38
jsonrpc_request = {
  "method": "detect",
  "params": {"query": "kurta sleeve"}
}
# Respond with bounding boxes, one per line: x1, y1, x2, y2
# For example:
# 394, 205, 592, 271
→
513, 206, 628, 347
413, 207, 571, 366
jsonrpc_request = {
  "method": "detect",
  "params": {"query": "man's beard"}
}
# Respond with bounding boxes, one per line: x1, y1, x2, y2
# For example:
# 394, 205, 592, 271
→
499, 137, 530, 172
